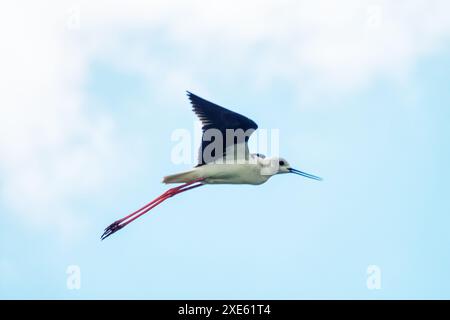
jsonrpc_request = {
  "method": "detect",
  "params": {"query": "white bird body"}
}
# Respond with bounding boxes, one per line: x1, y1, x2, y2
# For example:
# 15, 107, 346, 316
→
163, 154, 276, 185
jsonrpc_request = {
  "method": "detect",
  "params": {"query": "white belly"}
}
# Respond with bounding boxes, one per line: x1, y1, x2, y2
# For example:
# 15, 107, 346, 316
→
197, 163, 271, 185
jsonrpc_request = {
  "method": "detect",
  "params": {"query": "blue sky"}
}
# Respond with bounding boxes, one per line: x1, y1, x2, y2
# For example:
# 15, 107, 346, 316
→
1, 1, 450, 299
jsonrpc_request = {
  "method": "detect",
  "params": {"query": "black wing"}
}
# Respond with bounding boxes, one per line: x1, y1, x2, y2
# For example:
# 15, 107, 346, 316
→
187, 91, 258, 166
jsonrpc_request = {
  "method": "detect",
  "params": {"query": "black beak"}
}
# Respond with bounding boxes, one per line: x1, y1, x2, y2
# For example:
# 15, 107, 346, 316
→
288, 168, 322, 181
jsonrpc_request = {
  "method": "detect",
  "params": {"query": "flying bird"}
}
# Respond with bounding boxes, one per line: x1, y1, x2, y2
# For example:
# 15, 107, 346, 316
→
101, 92, 322, 240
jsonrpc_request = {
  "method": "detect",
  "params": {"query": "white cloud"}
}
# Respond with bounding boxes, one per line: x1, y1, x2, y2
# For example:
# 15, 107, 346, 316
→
0, 2, 121, 239
1, 0, 449, 238
79, 0, 450, 88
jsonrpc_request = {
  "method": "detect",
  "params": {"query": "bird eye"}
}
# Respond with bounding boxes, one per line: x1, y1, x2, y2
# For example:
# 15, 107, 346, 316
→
279, 160, 285, 166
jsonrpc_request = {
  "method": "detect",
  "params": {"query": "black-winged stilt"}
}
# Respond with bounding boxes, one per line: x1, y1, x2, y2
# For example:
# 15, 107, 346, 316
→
101, 91, 321, 240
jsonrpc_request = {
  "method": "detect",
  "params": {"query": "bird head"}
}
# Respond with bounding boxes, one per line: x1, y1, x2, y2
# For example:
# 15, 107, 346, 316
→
265, 157, 322, 181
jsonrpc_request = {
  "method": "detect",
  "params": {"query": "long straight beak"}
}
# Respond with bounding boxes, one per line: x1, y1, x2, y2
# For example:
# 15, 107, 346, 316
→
288, 168, 322, 181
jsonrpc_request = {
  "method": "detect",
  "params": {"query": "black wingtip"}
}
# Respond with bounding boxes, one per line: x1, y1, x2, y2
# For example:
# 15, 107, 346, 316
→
186, 91, 199, 107
101, 220, 124, 241
186, 90, 193, 102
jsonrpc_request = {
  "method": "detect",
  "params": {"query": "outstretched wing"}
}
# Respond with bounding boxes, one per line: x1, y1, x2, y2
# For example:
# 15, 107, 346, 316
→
187, 91, 258, 166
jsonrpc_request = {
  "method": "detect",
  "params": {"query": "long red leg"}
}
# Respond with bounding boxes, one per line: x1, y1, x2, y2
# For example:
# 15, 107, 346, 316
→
101, 178, 205, 240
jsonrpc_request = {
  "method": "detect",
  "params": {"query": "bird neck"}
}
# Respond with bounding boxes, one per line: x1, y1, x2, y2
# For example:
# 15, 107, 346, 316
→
257, 157, 278, 177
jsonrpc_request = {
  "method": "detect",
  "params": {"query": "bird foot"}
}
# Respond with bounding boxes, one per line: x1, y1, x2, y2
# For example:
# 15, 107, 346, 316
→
101, 220, 124, 240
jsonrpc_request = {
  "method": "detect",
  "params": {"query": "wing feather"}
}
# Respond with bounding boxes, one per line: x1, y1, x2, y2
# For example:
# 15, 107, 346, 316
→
186, 91, 258, 166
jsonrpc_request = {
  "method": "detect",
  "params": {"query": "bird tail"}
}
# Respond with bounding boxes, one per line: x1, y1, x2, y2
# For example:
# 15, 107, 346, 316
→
163, 170, 201, 184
